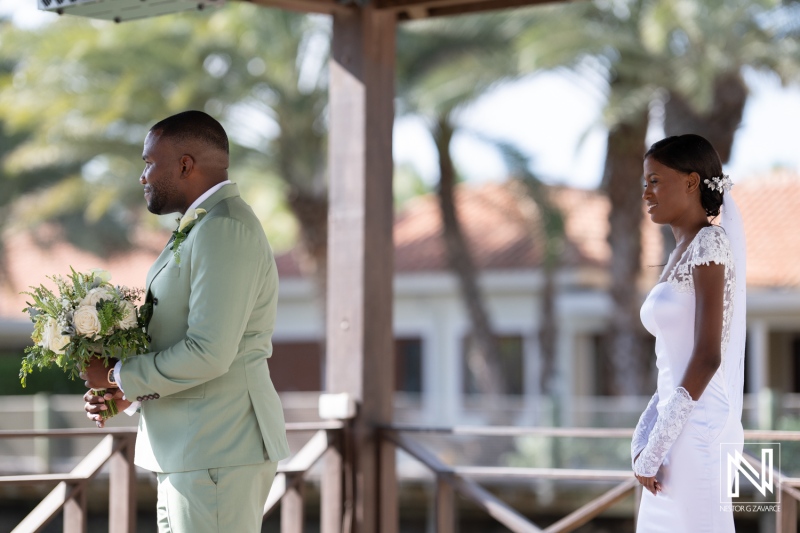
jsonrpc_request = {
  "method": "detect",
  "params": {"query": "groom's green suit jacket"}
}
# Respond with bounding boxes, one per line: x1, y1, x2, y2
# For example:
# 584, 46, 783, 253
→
120, 183, 290, 473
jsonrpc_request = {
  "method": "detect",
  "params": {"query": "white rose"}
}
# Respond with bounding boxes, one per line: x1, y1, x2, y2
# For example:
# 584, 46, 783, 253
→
118, 301, 139, 330
81, 287, 115, 308
73, 305, 102, 339
50, 327, 72, 354
89, 268, 112, 283
39, 317, 57, 349
40, 317, 71, 354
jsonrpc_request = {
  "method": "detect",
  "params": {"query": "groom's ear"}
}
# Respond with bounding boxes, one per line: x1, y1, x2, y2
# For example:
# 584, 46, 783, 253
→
179, 154, 195, 179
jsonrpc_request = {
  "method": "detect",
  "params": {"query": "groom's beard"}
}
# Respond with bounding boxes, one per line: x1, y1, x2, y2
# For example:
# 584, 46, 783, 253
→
145, 181, 181, 215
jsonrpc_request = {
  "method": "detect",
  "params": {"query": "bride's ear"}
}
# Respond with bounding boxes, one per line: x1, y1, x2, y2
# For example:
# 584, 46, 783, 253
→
686, 172, 701, 194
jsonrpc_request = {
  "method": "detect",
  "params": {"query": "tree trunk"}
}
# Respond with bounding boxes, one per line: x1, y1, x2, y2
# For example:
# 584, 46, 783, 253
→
517, 178, 563, 400
433, 115, 505, 397
664, 71, 748, 164
603, 105, 649, 396
286, 189, 329, 301
662, 71, 748, 285
286, 189, 328, 387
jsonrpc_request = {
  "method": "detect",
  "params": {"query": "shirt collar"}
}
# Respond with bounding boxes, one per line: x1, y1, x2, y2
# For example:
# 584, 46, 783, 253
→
186, 180, 231, 213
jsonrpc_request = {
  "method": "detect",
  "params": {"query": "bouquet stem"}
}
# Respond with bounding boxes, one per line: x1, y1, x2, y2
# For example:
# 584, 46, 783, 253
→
91, 389, 118, 419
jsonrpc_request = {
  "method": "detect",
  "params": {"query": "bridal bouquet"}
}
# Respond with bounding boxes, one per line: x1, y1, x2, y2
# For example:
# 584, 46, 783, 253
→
20, 268, 150, 418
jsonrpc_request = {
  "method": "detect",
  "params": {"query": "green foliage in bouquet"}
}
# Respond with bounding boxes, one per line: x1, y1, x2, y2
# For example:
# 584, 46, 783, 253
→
20, 267, 150, 388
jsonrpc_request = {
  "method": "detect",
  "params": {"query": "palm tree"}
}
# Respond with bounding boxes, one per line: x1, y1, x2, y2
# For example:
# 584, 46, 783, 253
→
481, 136, 566, 406
396, 15, 526, 396
0, 6, 330, 293
515, 0, 794, 395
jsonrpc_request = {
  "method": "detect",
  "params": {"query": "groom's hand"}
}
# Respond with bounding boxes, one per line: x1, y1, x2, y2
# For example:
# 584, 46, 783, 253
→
84, 389, 131, 428
80, 357, 118, 389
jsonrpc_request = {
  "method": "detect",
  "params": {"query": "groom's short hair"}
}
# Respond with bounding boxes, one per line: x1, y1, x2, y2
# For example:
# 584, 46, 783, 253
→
151, 111, 229, 155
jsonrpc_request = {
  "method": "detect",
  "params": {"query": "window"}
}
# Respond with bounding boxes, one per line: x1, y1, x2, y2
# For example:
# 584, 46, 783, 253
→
591, 334, 657, 396
792, 334, 800, 393
462, 335, 524, 396
270, 338, 424, 393
395, 338, 423, 393
269, 341, 323, 392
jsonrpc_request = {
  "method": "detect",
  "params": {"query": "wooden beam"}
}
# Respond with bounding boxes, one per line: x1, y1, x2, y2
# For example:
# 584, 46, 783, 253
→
325, 7, 397, 533
452, 476, 544, 533
542, 479, 638, 533
12, 482, 73, 533
244, 0, 355, 15
375, 0, 563, 19
386, 430, 542, 533
454, 465, 632, 481
264, 430, 332, 517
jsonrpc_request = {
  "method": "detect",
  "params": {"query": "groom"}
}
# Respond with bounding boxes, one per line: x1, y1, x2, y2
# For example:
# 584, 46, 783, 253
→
82, 110, 289, 532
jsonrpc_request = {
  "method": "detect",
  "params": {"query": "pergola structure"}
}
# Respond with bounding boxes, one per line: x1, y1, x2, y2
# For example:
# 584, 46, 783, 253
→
21, 0, 561, 531
237, 1, 557, 532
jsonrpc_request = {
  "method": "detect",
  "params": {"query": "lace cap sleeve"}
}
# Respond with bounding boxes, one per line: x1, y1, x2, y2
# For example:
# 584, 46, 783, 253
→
667, 225, 737, 362
668, 226, 734, 293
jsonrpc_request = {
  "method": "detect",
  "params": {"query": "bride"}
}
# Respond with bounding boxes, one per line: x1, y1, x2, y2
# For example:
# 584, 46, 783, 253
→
632, 134, 746, 532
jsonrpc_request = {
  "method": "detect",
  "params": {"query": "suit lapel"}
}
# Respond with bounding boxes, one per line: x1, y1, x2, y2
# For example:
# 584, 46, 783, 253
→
144, 183, 240, 297
146, 240, 175, 297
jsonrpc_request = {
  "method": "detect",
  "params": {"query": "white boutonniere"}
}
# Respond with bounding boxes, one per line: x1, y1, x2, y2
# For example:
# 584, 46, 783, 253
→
171, 208, 207, 264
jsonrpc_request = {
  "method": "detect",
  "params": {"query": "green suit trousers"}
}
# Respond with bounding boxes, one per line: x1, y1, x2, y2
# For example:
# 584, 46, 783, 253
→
156, 460, 278, 533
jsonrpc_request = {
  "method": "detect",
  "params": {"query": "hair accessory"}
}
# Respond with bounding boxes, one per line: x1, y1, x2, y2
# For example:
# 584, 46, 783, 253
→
704, 175, 733, 193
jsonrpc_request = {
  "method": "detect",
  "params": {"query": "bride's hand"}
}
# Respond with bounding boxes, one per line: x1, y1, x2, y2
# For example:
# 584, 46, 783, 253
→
633, 454, 662, 495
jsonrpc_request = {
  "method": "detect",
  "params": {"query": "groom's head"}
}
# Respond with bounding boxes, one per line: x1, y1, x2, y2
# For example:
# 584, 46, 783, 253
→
140, 111, 230, 215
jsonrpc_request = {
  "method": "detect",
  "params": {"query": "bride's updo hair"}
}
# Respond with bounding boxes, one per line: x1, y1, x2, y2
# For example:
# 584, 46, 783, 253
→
644, 134, 724, 217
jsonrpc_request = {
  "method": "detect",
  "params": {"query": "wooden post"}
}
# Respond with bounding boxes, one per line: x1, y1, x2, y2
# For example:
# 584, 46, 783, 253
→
778, 491, 797, 533
322, 429, 344, 533
324, 5, 397, 533
281, 474, 305, 533
63, 484, 86, 533
109, 435, 136, 533
435, 475, 456, 533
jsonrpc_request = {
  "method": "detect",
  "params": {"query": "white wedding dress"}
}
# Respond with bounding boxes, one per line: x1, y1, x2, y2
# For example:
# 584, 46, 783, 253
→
635, 224, 746, 533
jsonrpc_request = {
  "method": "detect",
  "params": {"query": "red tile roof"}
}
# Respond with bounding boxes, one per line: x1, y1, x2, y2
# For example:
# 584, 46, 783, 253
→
279, 181, 662, 278
0, 226, 168, 319
733, 170, 800, 287
2, 170, 797, 321
278, 172, 799, 289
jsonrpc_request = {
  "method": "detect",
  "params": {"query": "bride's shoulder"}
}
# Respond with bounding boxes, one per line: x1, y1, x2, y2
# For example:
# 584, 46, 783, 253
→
690, 225, 733, 265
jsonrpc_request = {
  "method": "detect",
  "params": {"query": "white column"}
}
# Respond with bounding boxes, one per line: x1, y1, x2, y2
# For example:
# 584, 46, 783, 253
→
748, 320, 770, 429
555, 326, 575, 426
523, 329, 542, 426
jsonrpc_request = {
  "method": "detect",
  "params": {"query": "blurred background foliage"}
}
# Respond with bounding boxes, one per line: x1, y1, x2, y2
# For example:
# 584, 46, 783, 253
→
1, 0, 799, 398
0, 5, 329, 263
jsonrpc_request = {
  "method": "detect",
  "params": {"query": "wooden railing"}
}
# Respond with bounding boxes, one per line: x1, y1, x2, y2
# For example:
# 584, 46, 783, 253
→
384, 426, 800, 533
4, 424, 800, 532
0, 422, 344, 533
0, 427, 137, 533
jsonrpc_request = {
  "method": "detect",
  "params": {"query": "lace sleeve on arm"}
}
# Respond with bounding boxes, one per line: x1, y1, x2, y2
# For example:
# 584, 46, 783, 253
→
631, 391, 659, 469
669, 225, 737, 370
669, 226, 734, 293
633, 387, 697, 477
